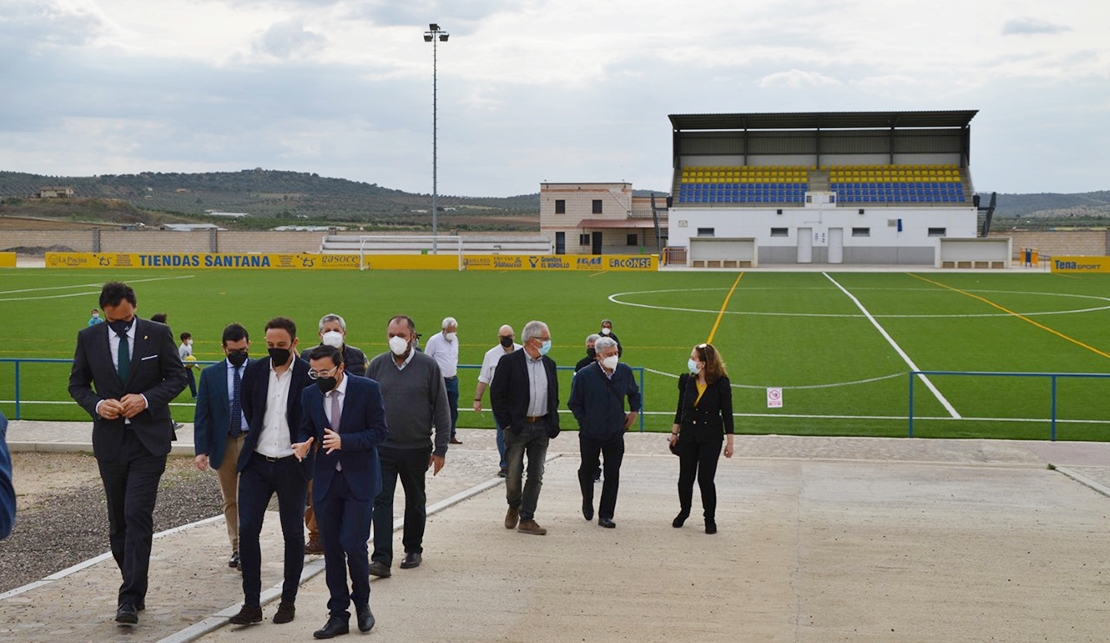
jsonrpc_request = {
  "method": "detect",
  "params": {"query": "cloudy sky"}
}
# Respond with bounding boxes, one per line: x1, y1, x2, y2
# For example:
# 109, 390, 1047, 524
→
2, 0, 1107, 197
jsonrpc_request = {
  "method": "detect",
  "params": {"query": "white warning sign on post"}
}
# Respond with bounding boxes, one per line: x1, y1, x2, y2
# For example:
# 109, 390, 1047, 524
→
766, 387, 783, 408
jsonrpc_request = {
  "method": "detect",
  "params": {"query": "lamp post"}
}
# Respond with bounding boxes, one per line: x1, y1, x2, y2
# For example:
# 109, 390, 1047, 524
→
424, 23, 448, 253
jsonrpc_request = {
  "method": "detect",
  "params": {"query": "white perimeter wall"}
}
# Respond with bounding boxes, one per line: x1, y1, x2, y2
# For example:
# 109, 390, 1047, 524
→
668, 205, 978, 265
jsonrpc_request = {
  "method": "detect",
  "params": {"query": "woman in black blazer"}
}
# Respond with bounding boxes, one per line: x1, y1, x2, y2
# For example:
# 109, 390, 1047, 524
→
669, 343, 734, 534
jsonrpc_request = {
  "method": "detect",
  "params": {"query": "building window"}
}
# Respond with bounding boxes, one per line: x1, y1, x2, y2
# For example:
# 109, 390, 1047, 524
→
626, 233, 638, 246
928, 227, 947, 237
770, 228, 788, 237
579, 233, 590, 245
696, 227, 715, 237
852, 227, 870, 237
592, 199, 603, 214
555, 200, 566, 214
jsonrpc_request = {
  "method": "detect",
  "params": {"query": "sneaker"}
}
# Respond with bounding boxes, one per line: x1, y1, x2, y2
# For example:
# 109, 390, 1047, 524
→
504, 507, 519, 530
517, 519, 547, 535
273, 601, 295, 624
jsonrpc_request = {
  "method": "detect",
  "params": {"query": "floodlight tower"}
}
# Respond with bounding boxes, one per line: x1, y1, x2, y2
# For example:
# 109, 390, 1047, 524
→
424, 23, 449, 253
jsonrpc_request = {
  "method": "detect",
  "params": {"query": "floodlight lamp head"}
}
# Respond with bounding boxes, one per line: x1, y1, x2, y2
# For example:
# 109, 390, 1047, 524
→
439, 34, 449, 41
429, 23, 439, 31
424, 34, 433, 42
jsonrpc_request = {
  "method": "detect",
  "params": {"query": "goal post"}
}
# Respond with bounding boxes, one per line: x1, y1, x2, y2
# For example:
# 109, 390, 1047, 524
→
357, 235, 464, 271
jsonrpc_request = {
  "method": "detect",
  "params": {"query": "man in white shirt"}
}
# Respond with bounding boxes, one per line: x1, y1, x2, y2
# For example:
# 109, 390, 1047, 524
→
229, 317, 314, 627
423, 316, 461, 445
473, 324, 520, 477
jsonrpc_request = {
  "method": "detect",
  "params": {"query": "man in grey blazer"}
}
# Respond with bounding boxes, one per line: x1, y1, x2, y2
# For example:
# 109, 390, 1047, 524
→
68, 281, 188, 625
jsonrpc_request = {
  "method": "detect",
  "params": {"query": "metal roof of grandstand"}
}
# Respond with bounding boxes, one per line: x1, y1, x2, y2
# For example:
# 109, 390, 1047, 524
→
668, 111, 978, 131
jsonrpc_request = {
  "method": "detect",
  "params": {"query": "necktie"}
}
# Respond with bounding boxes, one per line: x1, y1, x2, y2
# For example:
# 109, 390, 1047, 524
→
117, 332, 130, 383
229, 366, 243, 438
330, 391, 342, 471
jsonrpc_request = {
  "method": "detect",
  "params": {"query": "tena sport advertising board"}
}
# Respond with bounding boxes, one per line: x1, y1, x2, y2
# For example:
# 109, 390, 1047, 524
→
462, 255, 657, 271
1050, 256, 1110, 274
45, 252, 362, 270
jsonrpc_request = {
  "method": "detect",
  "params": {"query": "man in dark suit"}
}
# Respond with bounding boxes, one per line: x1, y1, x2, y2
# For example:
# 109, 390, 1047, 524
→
193, 323, 252, 569
294, 345, 388, 638
0, 411, 15, 540
491, 319, 560, 536
228, 317, 314, 627
67, 281, 188, 624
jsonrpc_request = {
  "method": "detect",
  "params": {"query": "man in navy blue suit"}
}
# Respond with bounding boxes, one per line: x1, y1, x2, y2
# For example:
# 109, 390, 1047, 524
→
294, 344, 388, 638
229, 317, 314, 627
193, 323, 252, 569
0, 411, 15, 541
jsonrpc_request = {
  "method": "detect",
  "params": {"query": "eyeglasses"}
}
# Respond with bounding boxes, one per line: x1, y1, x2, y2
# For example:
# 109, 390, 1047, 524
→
308, 366, 339, 380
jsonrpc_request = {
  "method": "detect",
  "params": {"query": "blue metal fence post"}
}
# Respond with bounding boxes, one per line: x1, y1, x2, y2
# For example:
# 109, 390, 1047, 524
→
908, 371, 915, 438
14, 361, 20, 420
637, 367, 645, 432
1050, 375, 1058, 441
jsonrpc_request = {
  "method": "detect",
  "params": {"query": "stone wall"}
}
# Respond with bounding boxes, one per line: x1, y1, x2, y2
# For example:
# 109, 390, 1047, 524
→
988, 230, 1109, 258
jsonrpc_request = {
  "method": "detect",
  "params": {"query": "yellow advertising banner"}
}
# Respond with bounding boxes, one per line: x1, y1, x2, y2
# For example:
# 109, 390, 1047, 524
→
0, 252, 16, 268
1050, 256, 1110, 274
45, 252, 363, 270
463, 254, 657, 271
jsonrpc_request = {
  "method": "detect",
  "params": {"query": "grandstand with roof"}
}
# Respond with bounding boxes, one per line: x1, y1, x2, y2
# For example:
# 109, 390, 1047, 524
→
664, 111, 1005, 268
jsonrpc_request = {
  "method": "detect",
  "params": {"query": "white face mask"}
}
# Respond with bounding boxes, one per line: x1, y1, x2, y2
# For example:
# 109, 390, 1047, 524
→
601, 355, 619, 371
321, 330, 344, 348
444, 331, 457, 343
186, 339, 192, 346
600, 327, 611, 336
388, 335, 409, 356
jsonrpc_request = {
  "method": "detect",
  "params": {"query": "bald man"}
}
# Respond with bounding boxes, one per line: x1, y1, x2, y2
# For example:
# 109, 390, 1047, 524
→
474, 325, 522, 477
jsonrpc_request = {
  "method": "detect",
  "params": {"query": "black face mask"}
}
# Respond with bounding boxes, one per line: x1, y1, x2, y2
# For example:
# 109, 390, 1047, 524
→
586, 347, 597, 359
107, 319, 132, 336
315, 377, 338, 394
499, 336, 513, 348
268, 347, 291, 365
227, 351, 248, 368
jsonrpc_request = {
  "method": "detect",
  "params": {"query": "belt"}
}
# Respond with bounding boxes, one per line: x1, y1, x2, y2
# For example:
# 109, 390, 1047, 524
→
254, 452, 296, 463
444, 376, 458, 381
526, 415, 546, 423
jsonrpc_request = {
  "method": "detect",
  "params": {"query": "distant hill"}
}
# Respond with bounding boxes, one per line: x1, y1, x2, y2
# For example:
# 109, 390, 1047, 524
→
0, 169, 541, 231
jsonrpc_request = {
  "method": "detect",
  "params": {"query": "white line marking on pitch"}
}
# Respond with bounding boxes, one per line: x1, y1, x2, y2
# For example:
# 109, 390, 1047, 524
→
642, 367, 905, 390
824, 273, 961, 419
0, 275, 196, 302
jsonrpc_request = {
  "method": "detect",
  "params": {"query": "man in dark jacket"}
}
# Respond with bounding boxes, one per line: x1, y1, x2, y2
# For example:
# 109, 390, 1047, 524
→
491, 320, 560, 536
567, 336, 640, 528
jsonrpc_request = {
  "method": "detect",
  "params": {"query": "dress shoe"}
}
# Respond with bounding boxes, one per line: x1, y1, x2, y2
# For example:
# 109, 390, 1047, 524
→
497, 467, 508, 478
450, 437, 462, 445
582, 501, 594, 521
313, 615, 350, 639
705, 520, 718, 535
672, 510, 690, 528
599, 517, 616, 529
305, 537, 324, 555
228, 551, 240, 568
400, 552, 422, 569
517, 519, 547, 535
228, 603, 263, 625
136, 602, 145, 612
115, 604, 138, 625
356, 606, 375, 632
273, 600, 296, 624
504, 507, 519, 529
594, 467, 602, 483
368, 560, 391, 578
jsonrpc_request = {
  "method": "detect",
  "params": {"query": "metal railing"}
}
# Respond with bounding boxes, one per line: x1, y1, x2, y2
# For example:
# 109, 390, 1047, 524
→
2, 358, 648, 430
908, 370, 1110, 440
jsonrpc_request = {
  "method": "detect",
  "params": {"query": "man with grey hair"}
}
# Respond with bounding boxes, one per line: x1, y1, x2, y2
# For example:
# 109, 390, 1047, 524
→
491, 320, 560, 535
302, 314, 368, 377
367, 315, 451, 575
568, 335, 640, 529
300, 313, 368, 554
424, 316, 461, 445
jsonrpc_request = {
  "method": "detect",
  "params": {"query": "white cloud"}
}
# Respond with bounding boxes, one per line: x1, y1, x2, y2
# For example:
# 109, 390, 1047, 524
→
1001, 17, 1071, 35
760, 70, 842, 89
253, 19, 327, 58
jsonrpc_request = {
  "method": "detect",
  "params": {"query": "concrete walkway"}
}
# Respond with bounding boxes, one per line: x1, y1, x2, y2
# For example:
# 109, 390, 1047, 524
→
4, 422, 1110, 643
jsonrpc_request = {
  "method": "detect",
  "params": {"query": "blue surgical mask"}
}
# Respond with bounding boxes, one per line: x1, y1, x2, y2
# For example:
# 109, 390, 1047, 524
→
539, 340, 552, 356
687, 359, 701, 375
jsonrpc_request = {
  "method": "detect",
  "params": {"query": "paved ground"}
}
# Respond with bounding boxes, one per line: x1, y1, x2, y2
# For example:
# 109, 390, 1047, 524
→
3, 422, 1110, 643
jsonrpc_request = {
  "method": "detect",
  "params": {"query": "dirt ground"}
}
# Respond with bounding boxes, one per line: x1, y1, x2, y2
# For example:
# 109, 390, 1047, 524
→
10, 452, 200, 511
